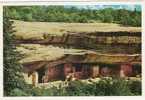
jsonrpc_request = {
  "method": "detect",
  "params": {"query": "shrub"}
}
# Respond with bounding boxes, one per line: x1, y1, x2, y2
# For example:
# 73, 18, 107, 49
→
129, 80, 142, 95
9, 88, 30, 96
64, 78, 141, 96
7, 78, 142, 96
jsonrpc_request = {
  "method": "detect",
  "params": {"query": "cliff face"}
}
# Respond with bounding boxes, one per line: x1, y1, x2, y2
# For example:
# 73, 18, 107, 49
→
13, 20, 141, 52
64, 32, 141, 45
16, 31, 141, 44
14, 20, 141, 65
16, 32, 141, 54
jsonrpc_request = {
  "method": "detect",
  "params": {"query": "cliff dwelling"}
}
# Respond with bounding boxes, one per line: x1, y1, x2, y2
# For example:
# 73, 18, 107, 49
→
13, 20, 141, 86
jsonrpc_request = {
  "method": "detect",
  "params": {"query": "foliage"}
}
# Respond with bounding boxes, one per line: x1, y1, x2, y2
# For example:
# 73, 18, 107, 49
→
4, 6, 141, 26
29, 78, 141, 96
3, 7, 29, 96
64, 78, 134, 96
9, 88, 30, 96
129, 80, 142, 95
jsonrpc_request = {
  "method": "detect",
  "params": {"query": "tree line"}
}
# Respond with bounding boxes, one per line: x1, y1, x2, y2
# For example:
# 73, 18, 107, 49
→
4, 6, 141, 26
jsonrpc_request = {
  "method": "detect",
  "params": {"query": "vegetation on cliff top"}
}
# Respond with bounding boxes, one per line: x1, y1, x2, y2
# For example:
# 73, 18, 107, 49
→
4, 6, 141, 27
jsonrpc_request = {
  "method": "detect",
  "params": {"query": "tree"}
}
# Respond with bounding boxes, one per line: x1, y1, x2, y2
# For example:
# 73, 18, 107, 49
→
101, 8, 114, 23
3, 7, 27, 96
5, 6, 141, 27
78, 16, 88, 23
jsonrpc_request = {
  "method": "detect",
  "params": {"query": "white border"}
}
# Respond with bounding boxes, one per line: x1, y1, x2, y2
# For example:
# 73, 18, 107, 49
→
0, 1, 145, 100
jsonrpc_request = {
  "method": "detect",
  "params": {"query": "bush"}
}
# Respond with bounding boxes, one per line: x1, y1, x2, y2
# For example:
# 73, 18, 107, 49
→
129, 80, 142, 95
29, 78, 141, 96
6, 78, 142, 96
65, 78, 133, 96
9, 88, 30, 96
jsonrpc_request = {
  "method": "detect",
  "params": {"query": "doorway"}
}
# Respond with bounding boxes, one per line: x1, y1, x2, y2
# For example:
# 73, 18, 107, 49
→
36, 67, 46, 83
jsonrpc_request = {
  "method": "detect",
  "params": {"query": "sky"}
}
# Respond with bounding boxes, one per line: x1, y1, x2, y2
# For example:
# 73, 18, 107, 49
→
65, 5, 141, 11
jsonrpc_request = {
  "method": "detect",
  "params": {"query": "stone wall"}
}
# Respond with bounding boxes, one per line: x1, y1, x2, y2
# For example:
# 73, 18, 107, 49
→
23, 62, 141, 84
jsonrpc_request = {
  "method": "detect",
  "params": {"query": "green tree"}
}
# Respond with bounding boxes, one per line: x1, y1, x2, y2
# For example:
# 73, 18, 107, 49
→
101, 8, 114, 23
3, 7, 28, 96
5, 6, 141, 27
120, 12, 131, 26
